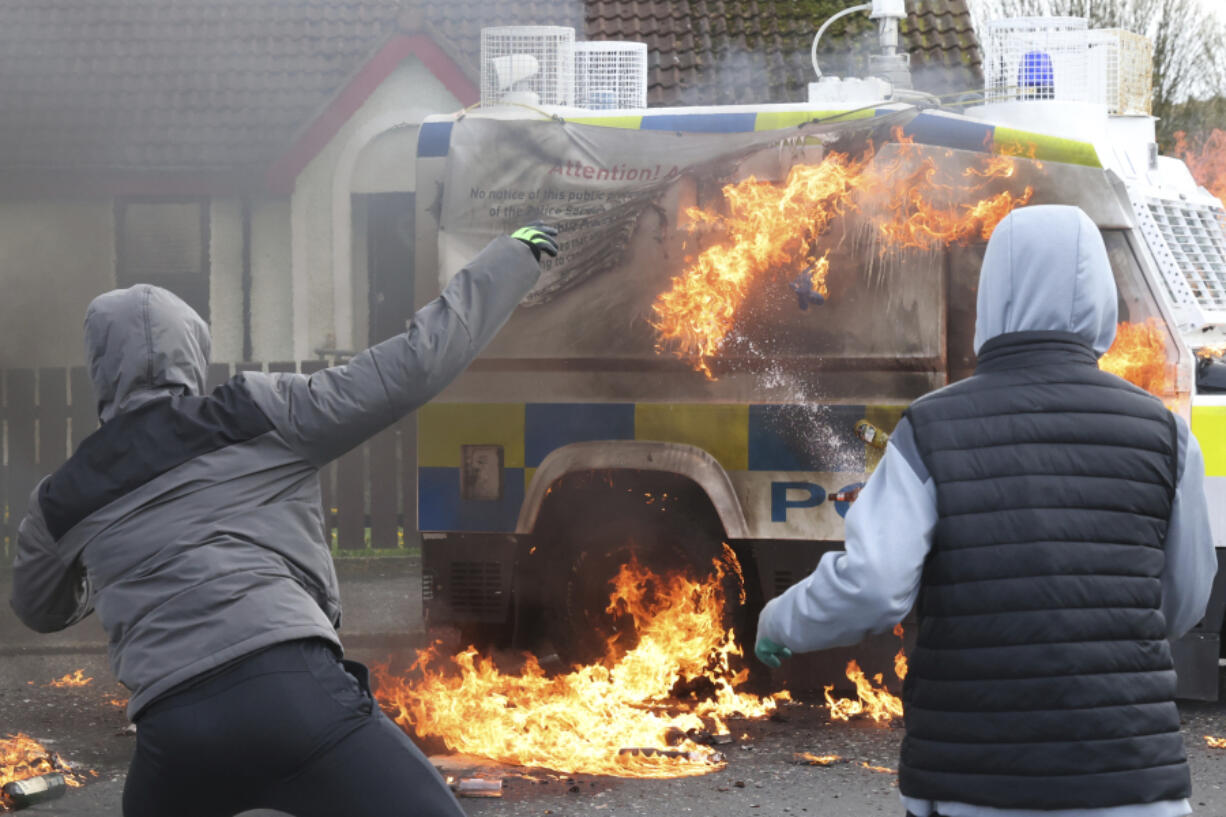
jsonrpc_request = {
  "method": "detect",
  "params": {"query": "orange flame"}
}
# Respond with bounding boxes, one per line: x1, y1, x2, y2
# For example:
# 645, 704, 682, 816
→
860, 762, 897, 774
107, 698, 129, 710
1197, 344, 1226, 360
374, 549, 787, 778
824, 661, 904, 725
651, 132, 1035, 376
651, 151, 868, 378
794, 752, 844, 765
1207, 735, 1226, 749
47, 670, 92, 688
1173, 130, 1226, 206
0, 732, 87, 807
1098, 319, 1175, 398
892, 622, 908, 681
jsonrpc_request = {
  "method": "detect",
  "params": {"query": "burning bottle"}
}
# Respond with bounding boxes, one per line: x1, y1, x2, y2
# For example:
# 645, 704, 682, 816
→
2, 773, 67, 810
854, 420, 889, 449
827, 486, 862, 503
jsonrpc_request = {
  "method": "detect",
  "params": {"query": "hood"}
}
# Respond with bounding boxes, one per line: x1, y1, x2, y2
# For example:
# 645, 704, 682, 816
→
973, 205, 1117, 356
84, 285, 211, 422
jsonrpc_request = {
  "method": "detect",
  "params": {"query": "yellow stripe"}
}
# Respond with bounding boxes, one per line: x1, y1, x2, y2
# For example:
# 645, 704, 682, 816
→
993, 127, 1101, 168
634, 404, 749, 471
417, 403, 526, 468
754, 109, 875, 131
568, 115, 645, 129
1192, 405, 1226, 477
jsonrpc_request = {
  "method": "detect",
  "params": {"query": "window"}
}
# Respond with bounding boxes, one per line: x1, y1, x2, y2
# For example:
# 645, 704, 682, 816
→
115, 198, 210, 320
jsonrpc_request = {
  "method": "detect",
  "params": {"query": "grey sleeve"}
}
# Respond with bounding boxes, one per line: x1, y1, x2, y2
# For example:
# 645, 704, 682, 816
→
756, 418, 935, 652
245, 235, 541, 467
1162, 416, 1217, 639
9, 480, 94, 634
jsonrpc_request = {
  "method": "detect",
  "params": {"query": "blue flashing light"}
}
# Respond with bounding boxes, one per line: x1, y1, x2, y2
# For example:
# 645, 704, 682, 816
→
1019, 50, 1055, 100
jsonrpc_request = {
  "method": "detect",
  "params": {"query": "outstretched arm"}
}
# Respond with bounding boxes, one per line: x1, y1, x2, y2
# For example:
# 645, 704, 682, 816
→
756, 418, 935, 654
245, 235, 542, 467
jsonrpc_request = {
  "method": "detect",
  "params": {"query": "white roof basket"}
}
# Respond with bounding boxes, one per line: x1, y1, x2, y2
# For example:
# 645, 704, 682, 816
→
480, 26, 576, 107
985, 17, 1090, 104
574, 41, 648, 110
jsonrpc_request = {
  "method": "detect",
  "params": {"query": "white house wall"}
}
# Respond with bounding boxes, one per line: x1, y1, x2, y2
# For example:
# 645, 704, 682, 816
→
209, 197, 244, 363
289, 55, 462, 358
0, 200, 114, 370
249, 198, 293, 362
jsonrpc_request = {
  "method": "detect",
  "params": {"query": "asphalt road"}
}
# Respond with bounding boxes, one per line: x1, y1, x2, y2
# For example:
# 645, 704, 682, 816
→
2, 559, 1225, 816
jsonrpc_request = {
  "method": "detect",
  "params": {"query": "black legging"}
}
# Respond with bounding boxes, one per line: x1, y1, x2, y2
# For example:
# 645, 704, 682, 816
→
123, 639, 465, 817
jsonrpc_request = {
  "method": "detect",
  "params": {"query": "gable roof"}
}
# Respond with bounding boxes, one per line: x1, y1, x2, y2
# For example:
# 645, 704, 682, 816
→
0, 0, 980, 176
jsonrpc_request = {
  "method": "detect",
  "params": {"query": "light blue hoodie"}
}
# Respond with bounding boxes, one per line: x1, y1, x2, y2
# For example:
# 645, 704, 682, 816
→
757, 206, 1217, 817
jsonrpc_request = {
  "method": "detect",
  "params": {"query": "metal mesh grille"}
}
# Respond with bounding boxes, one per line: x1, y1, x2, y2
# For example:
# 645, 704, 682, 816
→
1087, 29, 1152, 115
985, 17, 1089, 104
574, 41, 648, 109
1146, 198, 1226, 313
773, 570, 794, 598
449, 560, 504, 617
480, 26, 575, 107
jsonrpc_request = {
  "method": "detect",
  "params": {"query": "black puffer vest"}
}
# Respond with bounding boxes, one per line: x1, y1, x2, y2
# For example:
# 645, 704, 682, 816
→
899, 331, 1190, 809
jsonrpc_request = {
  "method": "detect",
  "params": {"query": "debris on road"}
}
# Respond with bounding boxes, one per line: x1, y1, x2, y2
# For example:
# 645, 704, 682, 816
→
455, 777, 502, 798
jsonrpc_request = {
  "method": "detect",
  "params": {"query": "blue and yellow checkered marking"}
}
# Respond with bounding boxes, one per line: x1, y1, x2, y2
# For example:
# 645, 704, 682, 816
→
418, 402, 905, 532
417, 110, 1101, 168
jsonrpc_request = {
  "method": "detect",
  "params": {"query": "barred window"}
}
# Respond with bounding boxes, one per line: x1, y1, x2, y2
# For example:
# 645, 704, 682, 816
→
115, 198, 210, 320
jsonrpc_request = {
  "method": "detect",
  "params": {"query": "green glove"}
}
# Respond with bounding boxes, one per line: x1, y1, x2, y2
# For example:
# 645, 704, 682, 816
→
511, 222, 560, 262
754, 637, 792, 668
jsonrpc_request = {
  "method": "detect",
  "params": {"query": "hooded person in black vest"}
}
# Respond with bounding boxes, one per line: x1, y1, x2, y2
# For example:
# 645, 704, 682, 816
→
755, 205, 1217, 817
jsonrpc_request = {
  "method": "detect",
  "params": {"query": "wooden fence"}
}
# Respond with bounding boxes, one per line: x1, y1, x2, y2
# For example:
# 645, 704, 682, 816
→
0, 363, 417, 556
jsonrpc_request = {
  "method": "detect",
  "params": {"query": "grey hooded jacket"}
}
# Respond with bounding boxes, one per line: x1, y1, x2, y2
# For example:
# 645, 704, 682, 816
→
757, 206, 1216, 817
10, 235, 540, 719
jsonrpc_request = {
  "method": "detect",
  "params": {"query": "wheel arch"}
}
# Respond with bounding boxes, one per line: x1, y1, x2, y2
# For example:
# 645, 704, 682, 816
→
516, 440, 750, 539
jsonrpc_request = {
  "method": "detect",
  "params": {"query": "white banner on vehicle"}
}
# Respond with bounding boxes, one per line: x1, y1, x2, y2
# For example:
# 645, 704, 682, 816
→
436, 114, 899, 306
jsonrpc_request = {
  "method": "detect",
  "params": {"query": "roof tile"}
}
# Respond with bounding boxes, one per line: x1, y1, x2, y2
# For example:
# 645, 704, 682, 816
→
0, 0, 979, 172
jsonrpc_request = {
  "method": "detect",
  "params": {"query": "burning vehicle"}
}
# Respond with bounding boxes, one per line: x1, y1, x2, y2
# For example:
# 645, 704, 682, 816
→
397, 6, 1226, 738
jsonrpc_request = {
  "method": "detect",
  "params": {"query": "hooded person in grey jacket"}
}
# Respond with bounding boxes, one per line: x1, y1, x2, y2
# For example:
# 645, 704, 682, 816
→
10, 224, 558, 817
755, 206, 1216, 817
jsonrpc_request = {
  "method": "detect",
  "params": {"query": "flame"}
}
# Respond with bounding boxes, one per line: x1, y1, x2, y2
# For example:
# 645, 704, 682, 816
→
860, 762, 897, 774
892, 622, 908, 681
826, 621, 908, 724
374, 548, 787, 778
794, 752, 844, 765
0, 733, 86, 809
651, 151, 868, 378
1197, 344, 1226, 360
651, 131, 1035, 376
107, 698, 129, 709
1098, 319, 1175, 398
1173, 130, 1226, 206
824, 661, 905, 725
1207, 735, 1226, 749
47, 670, 92, 688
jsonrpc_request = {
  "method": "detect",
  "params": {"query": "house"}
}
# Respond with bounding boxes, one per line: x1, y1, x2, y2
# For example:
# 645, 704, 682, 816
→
0, 0, 981, 370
